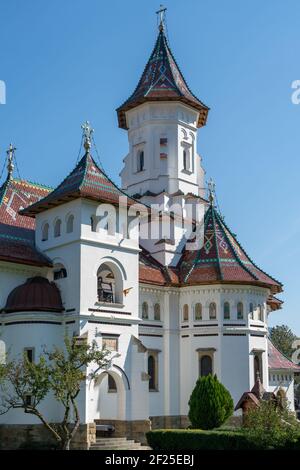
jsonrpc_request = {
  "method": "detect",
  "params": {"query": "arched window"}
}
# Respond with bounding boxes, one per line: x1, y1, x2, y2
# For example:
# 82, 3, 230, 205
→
53, 264, 67, 280
137, 150, 144, 172
148, 354, 158, 391
249, 303, 254, 320
42, 223, 49, 241
237, 302, 244, 320
108, 374, 117, 392
183, 304, 189, 322
200, 355, 213, 377
142, 302, 149, 319
258, 304, 264, 322
209, 302, 217, 319
97, 263, 120, 304
223, 302, 230, 320
66, 214, 74, 233
194, 303, 202, 321
254, 354, 262, 382
54, 219, 61, 238
154, 303, 160, 321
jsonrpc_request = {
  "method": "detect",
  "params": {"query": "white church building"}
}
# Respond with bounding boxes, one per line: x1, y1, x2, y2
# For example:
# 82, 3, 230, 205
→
0, 15, 298, 448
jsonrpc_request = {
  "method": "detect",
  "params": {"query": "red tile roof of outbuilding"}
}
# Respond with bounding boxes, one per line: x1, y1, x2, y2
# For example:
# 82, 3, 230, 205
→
268, 339, 300, 371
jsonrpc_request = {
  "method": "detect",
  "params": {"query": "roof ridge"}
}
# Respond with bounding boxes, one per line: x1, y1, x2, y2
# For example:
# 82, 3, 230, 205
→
268, 337, 299, 367
211, 205, 223, 280
13, 177, 53, 191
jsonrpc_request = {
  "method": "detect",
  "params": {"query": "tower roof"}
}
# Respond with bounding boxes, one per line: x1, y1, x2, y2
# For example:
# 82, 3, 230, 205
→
117, 29, 209, 129
21, 152, 137, 217
179, 203, 283, 293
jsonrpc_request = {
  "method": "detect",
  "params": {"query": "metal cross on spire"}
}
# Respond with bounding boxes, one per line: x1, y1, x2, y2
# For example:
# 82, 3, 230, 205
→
6, 143, 16, 179
156, 4, 167, 31
81, 121, 94, 154
207, 177, 216, 205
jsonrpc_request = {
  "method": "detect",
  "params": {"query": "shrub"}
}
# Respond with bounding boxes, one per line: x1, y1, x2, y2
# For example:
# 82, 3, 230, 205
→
188, 374, 234, 429
146, 429, 255, 450
243, 399, 300, 449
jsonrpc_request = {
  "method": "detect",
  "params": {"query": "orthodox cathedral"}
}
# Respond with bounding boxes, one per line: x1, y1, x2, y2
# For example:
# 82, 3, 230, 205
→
0, 14, 299, 448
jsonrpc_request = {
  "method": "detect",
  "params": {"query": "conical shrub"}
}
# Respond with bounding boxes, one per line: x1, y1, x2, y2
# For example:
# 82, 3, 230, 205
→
188, 374, 234, 429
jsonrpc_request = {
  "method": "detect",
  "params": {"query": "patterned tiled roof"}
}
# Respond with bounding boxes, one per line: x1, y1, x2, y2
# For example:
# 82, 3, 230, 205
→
0, 176, 52, 267
117, 29, 209, 129
268, 339, 300, 371
139, 247, 179, 286
178, 203, 283, 293
21, 153, 137, 216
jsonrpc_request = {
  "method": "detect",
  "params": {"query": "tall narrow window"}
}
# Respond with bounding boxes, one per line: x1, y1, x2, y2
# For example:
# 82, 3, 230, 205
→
254, 354, 262, 382
154, 303, 161, 321
24, 348, 34, 363
237, 302, 244, 320
249, 303, 254, 320
42, 223, 49, 241
148, 354, 158, 391
142, 302, 149, 319
183, 149, 188, 170
183, 304, 189, 322
108, 374, 117, 392
258, 304, 264, 322
223, 302, 230, 320
194, 303, 202, 321
66, 214, 74, 233
137, 150, 144, 172
209, 302, 217, 320
200, 355, 213, 377
54, 219, 61, 238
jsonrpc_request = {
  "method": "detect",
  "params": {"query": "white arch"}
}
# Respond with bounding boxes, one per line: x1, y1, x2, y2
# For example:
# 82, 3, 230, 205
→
93, 370, 126, 420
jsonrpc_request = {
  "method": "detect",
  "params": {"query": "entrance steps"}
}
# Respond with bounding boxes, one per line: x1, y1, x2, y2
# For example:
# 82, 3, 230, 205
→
90, 437, 151, 450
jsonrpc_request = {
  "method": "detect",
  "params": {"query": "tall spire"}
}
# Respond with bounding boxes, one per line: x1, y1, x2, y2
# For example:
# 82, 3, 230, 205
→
156, 4, 167, 32
81, 121, 94, 154
6, 143, 16, 179
207, 178, 216, 205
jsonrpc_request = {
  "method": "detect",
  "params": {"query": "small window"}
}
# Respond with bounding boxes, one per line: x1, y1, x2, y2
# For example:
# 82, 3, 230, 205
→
66, 214, 74, 233
54, 219, 61, 238
108, 374, 117, 392
194, 303, 202, 321
54, 267, 67, 280
223, 302, 230, 320
42, 223, 49, 241
137, 150, 144, 172
249, 303, 254, 320
160, 137, 168, 147
237, 302, 244, 320
200, 355, 213, 377
154, 303, 161, 321
183, 149, 188, 170
25, 395, 32, 407
258, 304, 264, 322
209, 302, 217, 320
102, 336, 118, 352
148, 354, 158, 391
24, 348, 34, 363
142, 302, 149, 319
183, 304, 189, 322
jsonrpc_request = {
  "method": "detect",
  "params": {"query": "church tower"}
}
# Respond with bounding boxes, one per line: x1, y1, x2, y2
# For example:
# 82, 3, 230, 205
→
118, 10, 209, 199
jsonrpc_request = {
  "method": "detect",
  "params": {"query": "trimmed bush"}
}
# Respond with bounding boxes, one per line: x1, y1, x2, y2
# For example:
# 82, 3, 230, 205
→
146, 429, 256, 450
188, 374, 234, 430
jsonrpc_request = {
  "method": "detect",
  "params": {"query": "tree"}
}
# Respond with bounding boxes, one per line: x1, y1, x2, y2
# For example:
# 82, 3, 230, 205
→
269, 324, 297, 359
188, 374, 234, 430
0, 336, 110, 450
243, 399, 300, 449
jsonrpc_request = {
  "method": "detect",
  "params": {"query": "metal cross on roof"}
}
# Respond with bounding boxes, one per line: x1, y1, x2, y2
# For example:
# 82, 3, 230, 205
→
207, 177, 216, 205
81, 121, 94, 153
156, 4, 167, 31
6, 143, 16, 178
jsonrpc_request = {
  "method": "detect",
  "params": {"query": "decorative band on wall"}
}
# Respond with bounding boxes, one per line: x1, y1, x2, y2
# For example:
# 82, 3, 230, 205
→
250, 333, 265, 337
65, 320, 76, 325
223, 333, 247, 336
250, 324, 265, 328
4, 320, 62, 326
65, 308, 76, 313
181, 325, 189, 328
181, 335, 189, 338
88, 320, 132, 327
193, 324, 218, 328
139, 333, 163, 338
194, 334, 219, 337
101, 333, 120, 337
140, 323, 163, 328
88, 308, 131, 316
223, 323, 246, 327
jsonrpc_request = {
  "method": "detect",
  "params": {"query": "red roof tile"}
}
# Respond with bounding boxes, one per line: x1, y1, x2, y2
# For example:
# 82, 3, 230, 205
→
268, 339, 300, 371
117, 29, 209, 129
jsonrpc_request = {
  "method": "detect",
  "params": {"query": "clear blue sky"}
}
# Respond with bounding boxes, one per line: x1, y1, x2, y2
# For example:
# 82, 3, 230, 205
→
0, 0, 299, 334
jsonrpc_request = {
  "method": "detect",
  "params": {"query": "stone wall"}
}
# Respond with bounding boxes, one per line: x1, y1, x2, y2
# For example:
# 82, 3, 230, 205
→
0, 423, 96, 450
150, 415, 190, 430
95, 419, 151, 445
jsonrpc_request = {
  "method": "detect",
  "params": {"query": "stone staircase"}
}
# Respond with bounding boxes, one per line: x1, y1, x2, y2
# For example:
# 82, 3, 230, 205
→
90, 437, 151, 450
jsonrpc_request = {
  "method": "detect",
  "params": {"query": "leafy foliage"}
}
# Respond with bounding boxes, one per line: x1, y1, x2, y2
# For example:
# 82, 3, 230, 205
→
243, 399, 300, 449
0, 336, 110, 449
188, 374, 234, 430
269, 324, 297, 359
